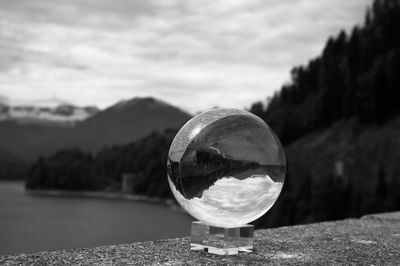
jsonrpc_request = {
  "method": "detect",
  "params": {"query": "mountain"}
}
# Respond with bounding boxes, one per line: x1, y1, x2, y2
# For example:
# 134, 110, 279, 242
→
0, 121, 71, 162
63, 97, 191, 152
0, 97, 191, 179
0, 103, 99, 126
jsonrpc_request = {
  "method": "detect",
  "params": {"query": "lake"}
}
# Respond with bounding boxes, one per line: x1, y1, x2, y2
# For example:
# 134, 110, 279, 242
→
0, 182, 192, 255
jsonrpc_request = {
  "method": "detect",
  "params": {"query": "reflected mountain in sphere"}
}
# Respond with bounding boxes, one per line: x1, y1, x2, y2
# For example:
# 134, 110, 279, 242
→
167, 109, 285, 228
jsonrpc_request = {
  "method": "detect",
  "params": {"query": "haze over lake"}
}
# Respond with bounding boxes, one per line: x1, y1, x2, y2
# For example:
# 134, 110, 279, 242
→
0, 182, 192, 255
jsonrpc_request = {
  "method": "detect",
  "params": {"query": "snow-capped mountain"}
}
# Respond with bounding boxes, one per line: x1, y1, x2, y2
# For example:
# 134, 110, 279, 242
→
0, 103, 99, 126
0, 96, 191, 163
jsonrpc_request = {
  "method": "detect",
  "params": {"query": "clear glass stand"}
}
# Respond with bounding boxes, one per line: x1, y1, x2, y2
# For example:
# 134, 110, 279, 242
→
190, 221, 254, 255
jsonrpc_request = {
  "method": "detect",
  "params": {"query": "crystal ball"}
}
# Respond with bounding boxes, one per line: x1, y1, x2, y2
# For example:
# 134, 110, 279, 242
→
167, 108, 286, 228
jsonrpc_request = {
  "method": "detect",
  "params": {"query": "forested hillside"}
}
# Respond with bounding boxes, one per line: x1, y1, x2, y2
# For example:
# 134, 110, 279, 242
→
250, 0, 400, 228
26, 129, 177, 198
250, 0, 400, 145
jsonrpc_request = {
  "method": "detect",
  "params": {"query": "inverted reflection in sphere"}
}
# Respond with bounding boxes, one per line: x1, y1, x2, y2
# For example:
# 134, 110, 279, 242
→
167, 109, 285, 228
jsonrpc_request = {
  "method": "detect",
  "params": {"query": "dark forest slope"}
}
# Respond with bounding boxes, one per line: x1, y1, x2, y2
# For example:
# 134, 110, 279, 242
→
249, 0, 400, 227
250, 0, 400, 145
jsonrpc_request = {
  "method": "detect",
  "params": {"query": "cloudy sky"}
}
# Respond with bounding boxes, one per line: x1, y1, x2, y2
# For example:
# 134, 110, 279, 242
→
0, 0, 372, 113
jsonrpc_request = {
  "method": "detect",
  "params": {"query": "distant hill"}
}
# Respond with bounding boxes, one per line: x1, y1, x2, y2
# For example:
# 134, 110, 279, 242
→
0, 102, 99, 126
0, 121, 70, 162
0, 97, 191, 179
65, 97, 191, 152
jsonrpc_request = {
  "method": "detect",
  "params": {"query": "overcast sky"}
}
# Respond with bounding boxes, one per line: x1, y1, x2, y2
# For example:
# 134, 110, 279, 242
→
0, 0, 372, 113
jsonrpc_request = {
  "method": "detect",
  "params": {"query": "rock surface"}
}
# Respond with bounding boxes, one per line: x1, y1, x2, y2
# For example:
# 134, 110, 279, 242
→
1, 212, 399, 265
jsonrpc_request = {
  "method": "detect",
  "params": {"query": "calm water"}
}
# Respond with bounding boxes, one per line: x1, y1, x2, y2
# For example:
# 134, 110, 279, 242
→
0, 182, 192, 255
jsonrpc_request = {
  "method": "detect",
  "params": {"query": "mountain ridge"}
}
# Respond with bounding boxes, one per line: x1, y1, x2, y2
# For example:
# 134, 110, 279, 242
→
0, 102, 99, 126
0, 97, 191, 179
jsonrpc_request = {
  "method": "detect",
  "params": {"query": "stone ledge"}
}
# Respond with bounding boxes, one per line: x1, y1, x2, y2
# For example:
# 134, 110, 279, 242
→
1, 212, 400, 265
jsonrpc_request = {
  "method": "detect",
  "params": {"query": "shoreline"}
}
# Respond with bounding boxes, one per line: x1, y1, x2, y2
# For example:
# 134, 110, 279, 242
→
25, 189, 184, 212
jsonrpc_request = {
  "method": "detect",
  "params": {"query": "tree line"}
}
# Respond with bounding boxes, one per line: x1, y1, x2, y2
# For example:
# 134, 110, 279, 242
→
250, 0, 400, 145
26, 129, 177, 199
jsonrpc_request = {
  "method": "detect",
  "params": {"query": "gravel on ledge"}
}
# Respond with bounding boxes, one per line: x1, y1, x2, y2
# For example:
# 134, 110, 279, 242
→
1, 212, 400, 265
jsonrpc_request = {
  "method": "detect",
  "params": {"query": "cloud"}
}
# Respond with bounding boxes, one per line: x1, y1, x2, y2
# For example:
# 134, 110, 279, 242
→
0, 0, 372, 113
170, 175, 283, 227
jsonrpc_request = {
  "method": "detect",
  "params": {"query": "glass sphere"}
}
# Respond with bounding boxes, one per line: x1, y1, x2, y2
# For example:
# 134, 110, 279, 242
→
167, 108, 285, 228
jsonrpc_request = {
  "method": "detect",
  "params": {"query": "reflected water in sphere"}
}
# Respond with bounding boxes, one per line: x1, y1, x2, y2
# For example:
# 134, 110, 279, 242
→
167, 109, 285, 228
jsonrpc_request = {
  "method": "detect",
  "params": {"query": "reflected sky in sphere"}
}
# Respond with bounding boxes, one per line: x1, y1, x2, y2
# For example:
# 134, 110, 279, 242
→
167, 108, 285, 228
